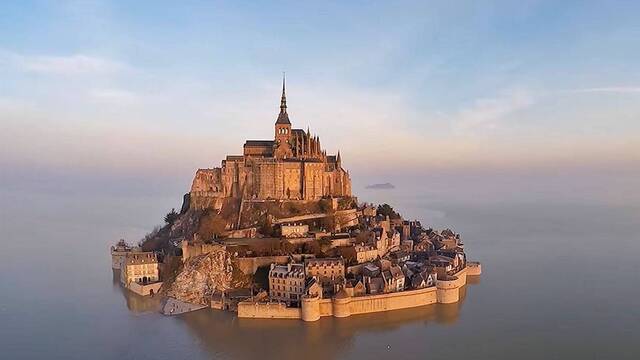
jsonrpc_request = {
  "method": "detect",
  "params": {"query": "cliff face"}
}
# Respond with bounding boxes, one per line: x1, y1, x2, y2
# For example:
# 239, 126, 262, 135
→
166, 247, 251, 305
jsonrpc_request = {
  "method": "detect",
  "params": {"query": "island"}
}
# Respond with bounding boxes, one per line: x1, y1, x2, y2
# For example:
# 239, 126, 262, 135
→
110, 78, 481, 321
365, 182, 395, 190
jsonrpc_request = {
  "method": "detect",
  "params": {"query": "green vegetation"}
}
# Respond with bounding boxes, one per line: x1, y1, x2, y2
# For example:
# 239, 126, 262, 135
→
376, 203, 401, 219
164, 208, 179, 225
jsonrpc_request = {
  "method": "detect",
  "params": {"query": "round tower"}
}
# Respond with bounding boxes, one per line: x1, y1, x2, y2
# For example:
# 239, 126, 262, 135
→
301, 295, 321, 322
436, 276, 461, 304
332, 288, 352, 318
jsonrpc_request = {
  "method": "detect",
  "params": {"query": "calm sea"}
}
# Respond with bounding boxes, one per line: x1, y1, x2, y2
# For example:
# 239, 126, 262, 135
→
1, 187, 638, 359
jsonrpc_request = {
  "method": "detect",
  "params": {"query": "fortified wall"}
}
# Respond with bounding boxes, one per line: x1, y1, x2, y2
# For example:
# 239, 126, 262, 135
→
238, 265, 480, 321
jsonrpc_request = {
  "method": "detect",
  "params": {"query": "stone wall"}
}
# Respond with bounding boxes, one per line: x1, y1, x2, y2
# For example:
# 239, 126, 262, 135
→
237, 266, 477, 321
128, 281, 163, 296
181, 241, 226, 261
237, 301, 302, 319
235, 256, 290, 275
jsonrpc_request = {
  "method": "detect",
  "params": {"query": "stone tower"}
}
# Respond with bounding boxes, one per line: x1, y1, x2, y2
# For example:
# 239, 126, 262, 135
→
274, 74, 293, 159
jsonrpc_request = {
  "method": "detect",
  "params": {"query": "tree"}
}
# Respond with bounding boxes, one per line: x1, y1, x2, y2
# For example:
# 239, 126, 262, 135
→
164, 208, 179, 225
376, 203, 401, 219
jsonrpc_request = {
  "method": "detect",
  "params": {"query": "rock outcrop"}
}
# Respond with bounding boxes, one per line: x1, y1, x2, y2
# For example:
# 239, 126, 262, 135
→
166, 247, 251, 306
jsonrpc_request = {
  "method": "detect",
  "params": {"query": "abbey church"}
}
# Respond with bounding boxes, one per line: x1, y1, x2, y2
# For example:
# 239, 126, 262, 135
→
189, 78, 352, 209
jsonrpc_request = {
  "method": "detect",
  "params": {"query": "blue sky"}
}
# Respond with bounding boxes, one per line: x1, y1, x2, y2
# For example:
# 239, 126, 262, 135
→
1, 1, 639, 203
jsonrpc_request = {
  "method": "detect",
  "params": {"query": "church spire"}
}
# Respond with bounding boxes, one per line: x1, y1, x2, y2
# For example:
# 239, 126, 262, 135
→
280, 72, 287, 112
275, 73, 291, 125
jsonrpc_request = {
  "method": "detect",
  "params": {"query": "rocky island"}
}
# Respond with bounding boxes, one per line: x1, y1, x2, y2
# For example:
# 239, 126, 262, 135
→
111, 79, 481, 321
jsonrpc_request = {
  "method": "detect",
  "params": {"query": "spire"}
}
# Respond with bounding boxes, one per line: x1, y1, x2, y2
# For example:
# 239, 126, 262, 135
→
280, 72, 287, 112
276, 73, 291, 125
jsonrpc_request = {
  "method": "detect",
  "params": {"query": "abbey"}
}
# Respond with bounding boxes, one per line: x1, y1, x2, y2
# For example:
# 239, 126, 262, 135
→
189, 78, 352, 209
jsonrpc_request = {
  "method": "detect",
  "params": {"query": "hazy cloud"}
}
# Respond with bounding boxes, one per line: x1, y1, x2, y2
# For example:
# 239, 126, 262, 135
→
1, 50, 126, 75
451, 89, 535, 134
89, 88, 140, 104
565, 87, 640, 94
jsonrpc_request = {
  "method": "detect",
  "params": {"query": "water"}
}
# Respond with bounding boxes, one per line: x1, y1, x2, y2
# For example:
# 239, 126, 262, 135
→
1, 188, 639, 359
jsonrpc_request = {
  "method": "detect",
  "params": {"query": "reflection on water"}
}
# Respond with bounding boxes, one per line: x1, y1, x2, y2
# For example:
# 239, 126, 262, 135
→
175, 285, 469, 360
112, 270, 161, 314
4, 189, 640, 359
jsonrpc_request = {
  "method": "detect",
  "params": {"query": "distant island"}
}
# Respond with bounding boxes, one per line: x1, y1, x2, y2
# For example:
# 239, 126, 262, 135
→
366, 182, 395, 190
110, 79, 481, 321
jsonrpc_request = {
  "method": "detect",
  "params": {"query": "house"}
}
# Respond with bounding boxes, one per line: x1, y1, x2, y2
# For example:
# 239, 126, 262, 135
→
268, 263, 305, 305
304, 257, 345, 280
382, 265, 405, 292
120, 251, 162, 296
429, 255, 455, 277
414, 239, 434, 253
363, 263, 380, 278
344, 279, 366, 297
354, 243, 378, 263
281, 223, 309, 238
366, 277, 385, 294
304, 257, 345, 297
411, 269, 437, 289
304, 277, 323, 298
389, 250, 411, 264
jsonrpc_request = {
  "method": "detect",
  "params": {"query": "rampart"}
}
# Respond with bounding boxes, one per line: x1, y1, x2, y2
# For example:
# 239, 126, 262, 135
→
235, 256, 290, 275
128, 281, 163, 296
237, 265, 479, 321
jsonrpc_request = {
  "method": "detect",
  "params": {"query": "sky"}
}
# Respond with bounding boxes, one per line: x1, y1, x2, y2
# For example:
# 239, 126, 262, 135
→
1, 0, 639, 206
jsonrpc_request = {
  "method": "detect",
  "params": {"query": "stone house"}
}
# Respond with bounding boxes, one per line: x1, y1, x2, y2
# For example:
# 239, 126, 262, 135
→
268, 263, 306, 305
366, 277, 385, 295
429, 255, 455, 277
382, 265, 405, 292
120, 252, 160, 286
354, 243, 378, 263
411, 270, 437, 289
304, 257, 345, 297
281, 223, 309, 238
120, 252, 162, 296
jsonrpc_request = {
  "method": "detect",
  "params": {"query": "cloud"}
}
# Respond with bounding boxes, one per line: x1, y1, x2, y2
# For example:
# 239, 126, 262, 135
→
89, 88, 140, 104
1, 50, 126, 75
565, 87, 640, 94
451, 89, 534, 134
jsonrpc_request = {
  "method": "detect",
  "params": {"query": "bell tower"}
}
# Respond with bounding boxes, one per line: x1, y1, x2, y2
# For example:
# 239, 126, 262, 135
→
274, 74, 293, 159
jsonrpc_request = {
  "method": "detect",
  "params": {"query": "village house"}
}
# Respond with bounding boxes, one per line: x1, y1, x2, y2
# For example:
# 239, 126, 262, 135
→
429, 255, 456, 277
354, 243, 379, 263
411, 269, 437, 289
344, 278, 366, 297
268, 263, 306, 305
382, 265, 405, 292
304, 257, 345, 297
304, 257, 345, 280
281, 223, 309, 238
414, 238, 434, 253
365, 276, 385, 295
362, 263, 380, 278
120, 252, 162, 296
305, 277, 323, 298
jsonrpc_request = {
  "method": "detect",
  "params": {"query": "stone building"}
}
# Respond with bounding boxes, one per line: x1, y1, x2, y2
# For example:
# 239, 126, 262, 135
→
303, 257, 345, 281
304, 257, 346, 297
382, 265, 405, 292
281, 223, 309, 238
354, 243, 379, 263
120, 252, 162, 296
268, 263, 306, 305
110, 239, 131, 270
189, 77, 352, 209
